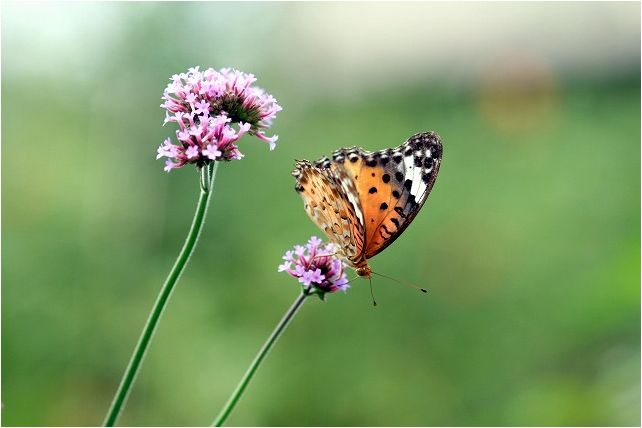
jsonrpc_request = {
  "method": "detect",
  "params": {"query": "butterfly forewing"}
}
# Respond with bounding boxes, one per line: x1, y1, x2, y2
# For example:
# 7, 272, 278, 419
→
329, 147, 395, 253
362, 132, 442, 258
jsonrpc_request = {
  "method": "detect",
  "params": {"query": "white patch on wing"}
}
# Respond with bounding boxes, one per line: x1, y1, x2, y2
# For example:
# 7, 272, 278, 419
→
413, 148, 429, 201
337, 169, 364, 226
404, 152, 421, 198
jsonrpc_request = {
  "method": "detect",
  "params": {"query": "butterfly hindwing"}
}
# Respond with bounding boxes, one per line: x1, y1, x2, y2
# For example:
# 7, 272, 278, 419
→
292, 160, 365, 264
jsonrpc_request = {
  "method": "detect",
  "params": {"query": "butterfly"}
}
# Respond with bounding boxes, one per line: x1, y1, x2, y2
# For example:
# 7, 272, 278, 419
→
292, 131, 442, 278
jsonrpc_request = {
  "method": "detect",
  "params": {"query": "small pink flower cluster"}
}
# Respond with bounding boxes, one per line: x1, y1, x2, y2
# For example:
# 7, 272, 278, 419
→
279, 237, 350, 294
157, 67, 282, 172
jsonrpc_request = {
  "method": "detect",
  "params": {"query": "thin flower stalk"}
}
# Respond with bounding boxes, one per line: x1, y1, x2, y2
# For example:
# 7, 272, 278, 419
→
105, 163, 217, 426
213, 290, 309, 427
212, 237, 349, 426
105, 66, 280, 426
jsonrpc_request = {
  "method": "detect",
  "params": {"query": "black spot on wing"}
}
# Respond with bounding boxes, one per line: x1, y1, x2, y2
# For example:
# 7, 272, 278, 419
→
394, 206, 406, 218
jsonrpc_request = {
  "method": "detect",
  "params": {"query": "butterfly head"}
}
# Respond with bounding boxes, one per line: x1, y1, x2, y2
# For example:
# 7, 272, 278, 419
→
355, 263, 372, 278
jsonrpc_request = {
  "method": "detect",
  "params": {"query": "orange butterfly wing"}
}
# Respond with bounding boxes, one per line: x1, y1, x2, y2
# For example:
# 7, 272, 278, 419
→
328, 150, 393, 254
327, 132, 443, 259
363, 132, 442, 258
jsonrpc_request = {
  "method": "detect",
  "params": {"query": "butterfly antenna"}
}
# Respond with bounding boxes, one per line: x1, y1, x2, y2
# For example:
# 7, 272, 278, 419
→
371, 271, 428, 294
368, 276, 377, 307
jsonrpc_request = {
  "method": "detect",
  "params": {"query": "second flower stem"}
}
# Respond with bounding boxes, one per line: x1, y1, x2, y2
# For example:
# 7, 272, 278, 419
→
212, 291, 309, 426
104, 162, 218, 426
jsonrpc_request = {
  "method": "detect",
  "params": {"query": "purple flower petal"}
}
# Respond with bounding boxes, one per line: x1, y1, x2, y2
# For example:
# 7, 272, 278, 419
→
278, 261, 291, 272
185, 146, 199, 159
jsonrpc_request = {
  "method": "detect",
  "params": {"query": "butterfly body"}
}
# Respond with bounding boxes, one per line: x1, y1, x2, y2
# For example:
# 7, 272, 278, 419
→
292, 132, 443, 278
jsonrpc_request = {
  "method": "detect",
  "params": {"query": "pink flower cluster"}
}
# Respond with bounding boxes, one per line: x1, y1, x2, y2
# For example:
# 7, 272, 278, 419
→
279, 237, 350, 295
157, 67, 282, 172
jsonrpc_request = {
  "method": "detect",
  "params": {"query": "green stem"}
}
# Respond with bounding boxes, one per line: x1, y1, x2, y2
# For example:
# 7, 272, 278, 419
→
104, 162, 219, 426
213, 291, 309, 426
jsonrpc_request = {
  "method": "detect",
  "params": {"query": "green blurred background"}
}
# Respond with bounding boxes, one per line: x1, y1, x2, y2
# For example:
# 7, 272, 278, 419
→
2, 2, 640, 426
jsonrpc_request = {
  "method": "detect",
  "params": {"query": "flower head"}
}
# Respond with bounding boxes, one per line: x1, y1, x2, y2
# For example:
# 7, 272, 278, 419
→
279, 237, 350, 296
157, 67, 281, 172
